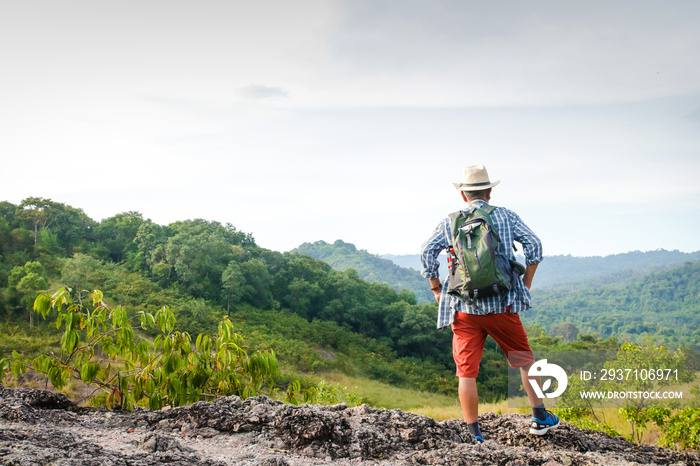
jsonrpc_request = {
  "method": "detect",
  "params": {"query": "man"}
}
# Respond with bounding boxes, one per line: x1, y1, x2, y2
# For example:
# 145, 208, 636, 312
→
420, 165, 559, 443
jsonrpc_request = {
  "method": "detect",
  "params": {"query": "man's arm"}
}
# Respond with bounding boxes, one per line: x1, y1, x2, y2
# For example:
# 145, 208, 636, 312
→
428, 277, 442, 302
510, 210, 543, 289
522, 263, 538, 290
420, 218, 451, 302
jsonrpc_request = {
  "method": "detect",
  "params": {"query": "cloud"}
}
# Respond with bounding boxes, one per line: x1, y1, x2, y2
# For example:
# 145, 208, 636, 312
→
322, 0, 700, 107
237, 84, 290, 100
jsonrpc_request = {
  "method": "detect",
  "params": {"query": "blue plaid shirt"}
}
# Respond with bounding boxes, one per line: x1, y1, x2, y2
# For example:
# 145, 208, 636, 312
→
420, 199, 543, 328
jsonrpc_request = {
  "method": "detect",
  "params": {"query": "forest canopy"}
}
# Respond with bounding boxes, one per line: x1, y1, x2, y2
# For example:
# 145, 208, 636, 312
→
1, 197, 699, 404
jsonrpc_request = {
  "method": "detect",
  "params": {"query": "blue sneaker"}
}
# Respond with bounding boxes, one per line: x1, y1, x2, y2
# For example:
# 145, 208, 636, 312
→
530, 410, 560, 435
474, 435, 484, 444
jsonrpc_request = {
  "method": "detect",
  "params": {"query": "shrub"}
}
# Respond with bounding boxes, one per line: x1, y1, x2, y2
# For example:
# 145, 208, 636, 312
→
0, 288, 279, 410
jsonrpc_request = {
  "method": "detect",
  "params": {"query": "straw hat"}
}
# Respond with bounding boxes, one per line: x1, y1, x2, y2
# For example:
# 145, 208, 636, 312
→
453, 165, 500, 191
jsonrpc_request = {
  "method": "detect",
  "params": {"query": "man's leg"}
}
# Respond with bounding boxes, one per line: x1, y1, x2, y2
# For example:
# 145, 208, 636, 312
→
478, 311, 560, 434
519, 361, 560, 434
520, 362, 543, 408
458, 376, 483, 442
458, 377, 479, 423
451, 312, 487, 442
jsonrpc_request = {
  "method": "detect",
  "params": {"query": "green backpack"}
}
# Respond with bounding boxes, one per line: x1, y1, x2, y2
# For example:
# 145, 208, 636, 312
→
446, 205, 524, 302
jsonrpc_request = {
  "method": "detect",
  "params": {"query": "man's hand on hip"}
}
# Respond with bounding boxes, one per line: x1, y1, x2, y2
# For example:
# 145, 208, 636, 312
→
429, 278, 442, 303
523, 263, 539, 290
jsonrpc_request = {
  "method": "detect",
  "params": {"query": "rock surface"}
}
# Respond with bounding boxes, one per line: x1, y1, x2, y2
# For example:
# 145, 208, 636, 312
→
1, 384, 698, 465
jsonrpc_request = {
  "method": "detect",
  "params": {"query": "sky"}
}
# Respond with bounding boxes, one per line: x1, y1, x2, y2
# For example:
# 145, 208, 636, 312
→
1, 0, 700, 257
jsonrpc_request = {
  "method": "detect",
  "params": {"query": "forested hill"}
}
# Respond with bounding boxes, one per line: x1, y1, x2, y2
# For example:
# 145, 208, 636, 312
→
528, 260, 700, 350
293, 240, 433, 303
2, 197, 697, 406
0, 197, 460, 400
382, 250, 700, 290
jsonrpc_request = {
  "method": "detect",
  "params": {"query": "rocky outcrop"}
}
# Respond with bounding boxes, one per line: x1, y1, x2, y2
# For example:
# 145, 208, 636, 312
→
0, 384, 698, 465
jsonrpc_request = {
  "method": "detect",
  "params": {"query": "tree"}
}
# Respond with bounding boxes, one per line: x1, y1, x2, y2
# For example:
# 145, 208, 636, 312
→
14, 197, 54, 244
35, 228, 62, 256
15, 273, 48, 327
60, 254, 109, 296
14, 198, 95, 251
221, 262, 245, 311
0, 215, 11, 255
94, 211, 145, 263
285, 278, 322, 319
397, 289, 417, 305
239, 258, 276, 309
397, 303, 440, 359
7, 261, 49, 326
8, 228, 33, 254
550, 322, 579, 342
218, 222, 256, 248
659, 386, 700, 450
165, 226, 232, 300
135, 219, 246, 302
132, 221, 171, 276
319, 269, 367, 332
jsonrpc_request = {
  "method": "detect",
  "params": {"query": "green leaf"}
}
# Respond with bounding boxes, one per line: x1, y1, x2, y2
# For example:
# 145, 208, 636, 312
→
163, 336, 171, 354
33, 294, 52, 319
0, 358, 10, 379
149, 392, 163, 411
202, 335, 211, 353
132, 383, 143, 401
89, 363, 100, 382
80, 363, 90, 383
91, 289, 104, 306
120, 376, 129, 395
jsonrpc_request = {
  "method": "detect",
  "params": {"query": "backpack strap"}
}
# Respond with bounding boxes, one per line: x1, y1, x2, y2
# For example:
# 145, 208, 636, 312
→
475, 205, 517, 252
448, 206, 478, 242
482, 205, 497, 215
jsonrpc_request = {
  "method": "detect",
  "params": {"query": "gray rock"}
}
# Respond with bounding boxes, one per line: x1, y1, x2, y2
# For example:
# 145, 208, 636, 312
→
0, 383, 698, 465
138, 432, 192, 453
253, 457, 290, 466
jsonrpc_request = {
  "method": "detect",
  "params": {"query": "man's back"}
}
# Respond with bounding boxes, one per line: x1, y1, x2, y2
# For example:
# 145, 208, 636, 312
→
420, 199, 543, 327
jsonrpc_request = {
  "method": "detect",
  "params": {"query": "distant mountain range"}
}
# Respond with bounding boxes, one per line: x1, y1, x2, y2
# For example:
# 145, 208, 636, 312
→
297, 241, 700, 348
382, 249, 700, 290
296, 241, 700, 304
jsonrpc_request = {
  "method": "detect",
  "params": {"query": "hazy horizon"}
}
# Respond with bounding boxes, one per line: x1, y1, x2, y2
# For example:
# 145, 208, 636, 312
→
2, 1, 699, 257
380, 248, 700, 260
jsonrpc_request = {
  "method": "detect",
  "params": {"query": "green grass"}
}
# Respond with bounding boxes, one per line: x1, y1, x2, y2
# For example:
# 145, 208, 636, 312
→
314, 371, 521, 420
319, 371, 457, 413
0, 320, 62, 360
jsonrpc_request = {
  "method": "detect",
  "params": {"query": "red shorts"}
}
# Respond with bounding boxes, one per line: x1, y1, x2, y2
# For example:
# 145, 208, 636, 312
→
451, 308, 535, 378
